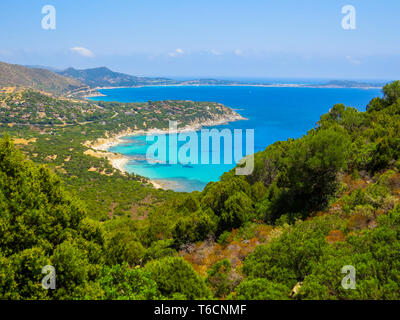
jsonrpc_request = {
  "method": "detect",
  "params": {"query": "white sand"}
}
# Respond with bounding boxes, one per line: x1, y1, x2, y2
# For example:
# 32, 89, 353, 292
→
111, 157, 129, 173
149, 180, 163, 189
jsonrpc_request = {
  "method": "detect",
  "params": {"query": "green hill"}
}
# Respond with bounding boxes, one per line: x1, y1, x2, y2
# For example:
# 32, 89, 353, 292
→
145, 81, 400, 299
58, 66, 179, 88
0, 62, 86, 95
58, 66, 242, 88
1, 79, 400, 300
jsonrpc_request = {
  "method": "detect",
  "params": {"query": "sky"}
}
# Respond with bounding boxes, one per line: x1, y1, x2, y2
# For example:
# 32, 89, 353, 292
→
0, 0, 399, 80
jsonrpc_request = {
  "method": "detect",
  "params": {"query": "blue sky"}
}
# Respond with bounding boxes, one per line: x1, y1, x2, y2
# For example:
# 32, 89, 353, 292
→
0, 0, 399, 79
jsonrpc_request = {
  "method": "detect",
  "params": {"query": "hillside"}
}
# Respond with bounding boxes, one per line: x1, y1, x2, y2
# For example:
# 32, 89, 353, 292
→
58, 66, 242, 88
0, 88, 242, 220
0, 87, 241, 129
318, 80, 384, 88
141, 81, 400, 299
1, 81, 400, 300
0, 62, 86, 95
58, 67, 179, 88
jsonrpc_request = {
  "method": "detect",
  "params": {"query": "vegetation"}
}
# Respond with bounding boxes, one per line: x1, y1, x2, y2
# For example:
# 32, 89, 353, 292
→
0, 62, 85, 95
1, 80, 400, 300
0, 89, 238, 220
58, 67, 179, 88
58, 66, 241, 89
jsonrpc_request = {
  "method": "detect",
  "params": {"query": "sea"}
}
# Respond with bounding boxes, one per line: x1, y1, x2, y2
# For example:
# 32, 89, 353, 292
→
89, 85, 382, 192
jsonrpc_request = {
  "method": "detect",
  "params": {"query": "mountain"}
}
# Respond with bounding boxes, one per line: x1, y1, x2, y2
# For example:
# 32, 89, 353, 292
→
58, 66, 243, 88
59, 66, 383, 89
0, 61, 85, 95
179, 78, 242, 85
320, 80, 384, 88
58, 66, 180, 88
24, 65, 63, 73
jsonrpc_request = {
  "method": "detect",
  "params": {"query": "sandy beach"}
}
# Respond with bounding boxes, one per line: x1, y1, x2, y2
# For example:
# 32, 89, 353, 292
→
86, 112, 245, 152
112, 157, 129, 173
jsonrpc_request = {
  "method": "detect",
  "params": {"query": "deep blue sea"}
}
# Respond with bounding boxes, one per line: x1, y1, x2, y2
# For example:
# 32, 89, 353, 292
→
89, 86, 382, 192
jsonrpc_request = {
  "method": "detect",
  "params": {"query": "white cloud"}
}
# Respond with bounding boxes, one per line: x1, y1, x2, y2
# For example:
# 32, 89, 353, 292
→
70, 47, 94, 58
169, 48, 184, 57
210, 49, 221, 56
346, 55, 361, 65
234, 49, 243, 56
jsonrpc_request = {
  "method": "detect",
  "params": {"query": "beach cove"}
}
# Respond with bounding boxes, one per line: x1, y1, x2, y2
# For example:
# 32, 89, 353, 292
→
88, 85, 382, 192
83, 109, 246, 191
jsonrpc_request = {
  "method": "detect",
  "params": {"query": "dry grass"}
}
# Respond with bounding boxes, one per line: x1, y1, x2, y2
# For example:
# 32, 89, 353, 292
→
13, 137, 37, 145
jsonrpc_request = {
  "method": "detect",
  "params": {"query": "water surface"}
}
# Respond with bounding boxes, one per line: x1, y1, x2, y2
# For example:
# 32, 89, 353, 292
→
90, 85, 381, 192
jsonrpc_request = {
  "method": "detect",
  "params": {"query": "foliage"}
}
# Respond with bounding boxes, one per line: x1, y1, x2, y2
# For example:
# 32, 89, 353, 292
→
0, 136, 103, 299
145, 257, 211, 299
230, 279, 290, 300
2, 81, 400, 300
206, 259, 238, 298
99, 263, 160, 300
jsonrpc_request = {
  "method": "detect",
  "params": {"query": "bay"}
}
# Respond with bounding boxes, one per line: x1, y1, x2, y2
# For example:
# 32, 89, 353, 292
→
90, 85, 381, 192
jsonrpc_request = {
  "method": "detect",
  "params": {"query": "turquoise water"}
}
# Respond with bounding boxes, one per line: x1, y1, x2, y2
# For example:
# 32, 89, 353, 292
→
90, 86, 382, 192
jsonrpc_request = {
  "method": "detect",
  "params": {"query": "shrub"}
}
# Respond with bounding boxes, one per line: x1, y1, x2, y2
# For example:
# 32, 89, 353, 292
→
145, 257, 211, 299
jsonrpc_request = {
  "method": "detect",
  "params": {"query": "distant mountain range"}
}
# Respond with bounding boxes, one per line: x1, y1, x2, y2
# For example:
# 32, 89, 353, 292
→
57, 67, 179, 87
0, 62, 86, 95
54, 67, 385, 89
318, 80, 385, 88
56, 67, 243, 88
0, 61, 384, 98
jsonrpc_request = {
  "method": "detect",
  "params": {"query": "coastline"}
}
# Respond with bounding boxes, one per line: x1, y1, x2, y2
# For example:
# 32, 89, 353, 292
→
83, 148, 164, 189
83, 112, 246, 190
87, 83, 383, 93
82, 82, 382, 100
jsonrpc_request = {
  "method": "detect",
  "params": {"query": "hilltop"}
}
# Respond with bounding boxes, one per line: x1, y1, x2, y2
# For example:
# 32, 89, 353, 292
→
0, 62, 86, 95
57, 66, 244, 88
14, 63, 381, 91
58, 66, 179, 88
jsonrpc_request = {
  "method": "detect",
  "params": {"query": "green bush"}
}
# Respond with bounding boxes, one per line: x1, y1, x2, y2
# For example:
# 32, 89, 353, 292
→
145, 257, 211, 299
231, 279, 289, 300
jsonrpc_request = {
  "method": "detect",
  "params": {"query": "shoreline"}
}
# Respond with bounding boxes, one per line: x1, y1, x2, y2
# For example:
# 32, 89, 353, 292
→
83, 148, 164, 189
83, 112, 246, 190
87, 83, 383, 93
82, 82, 382, 100
86, 112, 246, 151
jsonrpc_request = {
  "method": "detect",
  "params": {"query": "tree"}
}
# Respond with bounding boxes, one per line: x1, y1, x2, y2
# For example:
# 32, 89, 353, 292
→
0, 135, 104, 299
145, 256, 210, 299
221, 192, 255, 230
231, 278, 289, 300
206, 259, 239, 298
383, 81, 400, 105
172, 209, 218, 246
99, 263, 160, 300
273, 127, 351, 218
104, 232, 145, 267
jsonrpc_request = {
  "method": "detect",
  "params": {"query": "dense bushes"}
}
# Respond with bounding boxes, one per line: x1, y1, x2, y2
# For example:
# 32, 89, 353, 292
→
0, 137, 213, 299
144, 257, 211, 299
2, 81, 400, 300
230, 279, 290, 300
0, 136, 104, 299
99, 263, 160, 300
128, 82, 400, 258
239, 205, 400, 299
